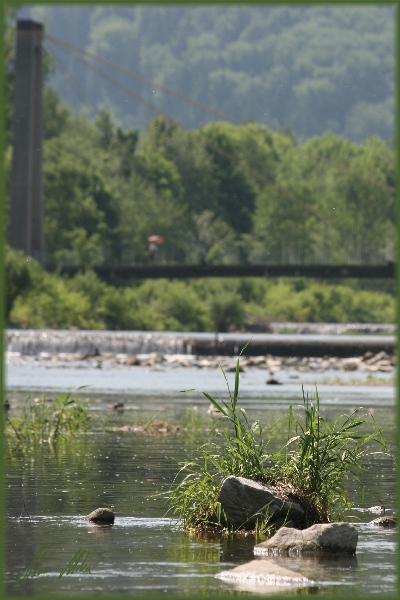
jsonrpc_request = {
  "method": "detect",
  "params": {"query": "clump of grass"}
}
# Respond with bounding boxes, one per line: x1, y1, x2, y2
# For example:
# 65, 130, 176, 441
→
166, 351, 388, 534
278, 387, 387, 522
166, 349, 284, 533
6, 387, 91, 448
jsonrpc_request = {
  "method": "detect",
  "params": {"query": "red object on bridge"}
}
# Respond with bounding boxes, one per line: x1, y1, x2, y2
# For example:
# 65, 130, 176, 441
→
148, 235, 164, 244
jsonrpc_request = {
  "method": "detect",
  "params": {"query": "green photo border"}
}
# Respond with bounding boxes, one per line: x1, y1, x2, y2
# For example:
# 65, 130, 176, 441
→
0, 2, 398, 599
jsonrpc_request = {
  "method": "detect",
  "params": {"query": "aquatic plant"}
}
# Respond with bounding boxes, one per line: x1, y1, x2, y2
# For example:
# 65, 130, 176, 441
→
166, 353, 388, 533
6, 387, 91, 447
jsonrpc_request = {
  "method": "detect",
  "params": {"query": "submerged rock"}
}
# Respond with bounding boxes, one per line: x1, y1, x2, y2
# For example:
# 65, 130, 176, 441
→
369, 516, 396, 528
218, 476, 305, 530
86, 507, 115, 523
111, 423, 180, 434
254, 522, 358, 555
216, 558, 313, 590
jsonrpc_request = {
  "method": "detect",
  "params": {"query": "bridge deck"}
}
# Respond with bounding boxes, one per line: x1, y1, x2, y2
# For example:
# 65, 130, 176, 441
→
58, 263, 395, 280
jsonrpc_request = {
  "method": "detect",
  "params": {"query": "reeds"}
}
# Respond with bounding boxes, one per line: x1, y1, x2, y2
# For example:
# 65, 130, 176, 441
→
6, 387, 90, 448
281, 387, 387, 522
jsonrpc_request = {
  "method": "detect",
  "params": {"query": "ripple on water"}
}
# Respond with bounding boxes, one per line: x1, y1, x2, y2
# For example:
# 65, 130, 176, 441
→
9, 515, 173, 529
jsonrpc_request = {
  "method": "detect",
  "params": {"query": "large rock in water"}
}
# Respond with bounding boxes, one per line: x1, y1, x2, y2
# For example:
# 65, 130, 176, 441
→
218, 476, 305, 530
254, 522, 358, 555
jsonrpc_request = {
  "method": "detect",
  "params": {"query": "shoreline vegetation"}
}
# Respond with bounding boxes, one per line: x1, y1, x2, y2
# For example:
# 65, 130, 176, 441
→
6, 250, 395, 331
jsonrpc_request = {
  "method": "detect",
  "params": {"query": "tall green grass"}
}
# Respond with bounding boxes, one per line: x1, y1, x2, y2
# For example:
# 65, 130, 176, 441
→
167, 354, 389, 533
6, 388, 91, 448
279, 387, 387, 522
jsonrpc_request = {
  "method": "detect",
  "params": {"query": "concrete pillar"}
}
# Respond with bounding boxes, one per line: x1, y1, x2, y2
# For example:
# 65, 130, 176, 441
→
8, 20, 44, 264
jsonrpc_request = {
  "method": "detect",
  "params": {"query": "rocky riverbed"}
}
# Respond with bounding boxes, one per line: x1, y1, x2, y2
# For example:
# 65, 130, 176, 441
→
5, 348, 395, 378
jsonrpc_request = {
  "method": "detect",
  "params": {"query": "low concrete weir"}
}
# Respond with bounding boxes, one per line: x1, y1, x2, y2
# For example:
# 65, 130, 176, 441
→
6, 329, 396, 358
192, 333, 396, 357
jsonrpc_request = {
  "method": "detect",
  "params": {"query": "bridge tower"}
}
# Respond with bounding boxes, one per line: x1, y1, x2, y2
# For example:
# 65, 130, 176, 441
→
8, 20, 45, 264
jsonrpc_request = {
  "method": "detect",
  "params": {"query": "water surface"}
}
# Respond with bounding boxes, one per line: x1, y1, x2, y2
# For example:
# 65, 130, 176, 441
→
5, 365, 397, 596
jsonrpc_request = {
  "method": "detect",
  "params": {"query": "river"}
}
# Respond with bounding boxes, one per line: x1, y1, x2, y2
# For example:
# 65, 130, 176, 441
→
4, 331, 397, 596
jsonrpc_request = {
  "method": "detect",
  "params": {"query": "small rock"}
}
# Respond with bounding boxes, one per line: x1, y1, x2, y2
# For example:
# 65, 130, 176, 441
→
376, 361, 393, 372
367, 506, 384, 514
110, 402, 124, 411
82, 349, 100, 359
126, 354, 140, 366
197, 358, 217, 368
370, 516, 396, 528
86, 507, 115, 523
254, 522, 358, 555
266, 377, 282, 385
140, 352, 164, 367
368, 351, 389, 364
343, 359, 359, 371
247, 356, 267, 367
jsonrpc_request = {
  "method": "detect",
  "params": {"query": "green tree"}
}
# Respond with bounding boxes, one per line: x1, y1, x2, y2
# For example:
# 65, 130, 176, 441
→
43, 124, 120, 266
5, 247, 33, 318
200, 122, 256, 234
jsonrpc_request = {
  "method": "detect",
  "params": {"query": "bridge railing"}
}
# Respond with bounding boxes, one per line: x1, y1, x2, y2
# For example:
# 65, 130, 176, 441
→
41, 242, 393, 269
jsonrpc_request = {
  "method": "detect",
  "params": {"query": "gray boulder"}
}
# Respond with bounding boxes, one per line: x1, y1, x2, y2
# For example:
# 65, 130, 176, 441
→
218, 476, 305, 530
254, 522, 358, 555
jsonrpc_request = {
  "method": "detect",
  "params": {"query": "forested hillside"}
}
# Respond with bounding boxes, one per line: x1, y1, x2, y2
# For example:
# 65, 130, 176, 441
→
21, 3, 395, 142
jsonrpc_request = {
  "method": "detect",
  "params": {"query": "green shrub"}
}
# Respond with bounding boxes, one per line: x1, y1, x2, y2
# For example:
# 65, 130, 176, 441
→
134, 280, 211, 331
259, 280, 395, 323
67, 269, 142, 330
5, 247, 34, 318
194, 280, 246, 332
10, 271, 103, 329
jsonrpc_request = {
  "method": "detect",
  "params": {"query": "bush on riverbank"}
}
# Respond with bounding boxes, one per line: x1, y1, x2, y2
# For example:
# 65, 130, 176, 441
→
6, 247, 395, 331
166, 358, 388, 533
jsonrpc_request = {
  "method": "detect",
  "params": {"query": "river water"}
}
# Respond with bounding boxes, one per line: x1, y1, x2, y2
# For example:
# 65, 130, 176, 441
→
4, 335, 397, 597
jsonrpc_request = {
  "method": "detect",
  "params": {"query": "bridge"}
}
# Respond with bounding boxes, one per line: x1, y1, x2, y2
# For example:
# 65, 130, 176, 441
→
58, 262, 395, 281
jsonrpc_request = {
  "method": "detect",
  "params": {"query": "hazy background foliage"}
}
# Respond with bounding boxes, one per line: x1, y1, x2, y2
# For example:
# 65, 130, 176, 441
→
19, 3, 395, 142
